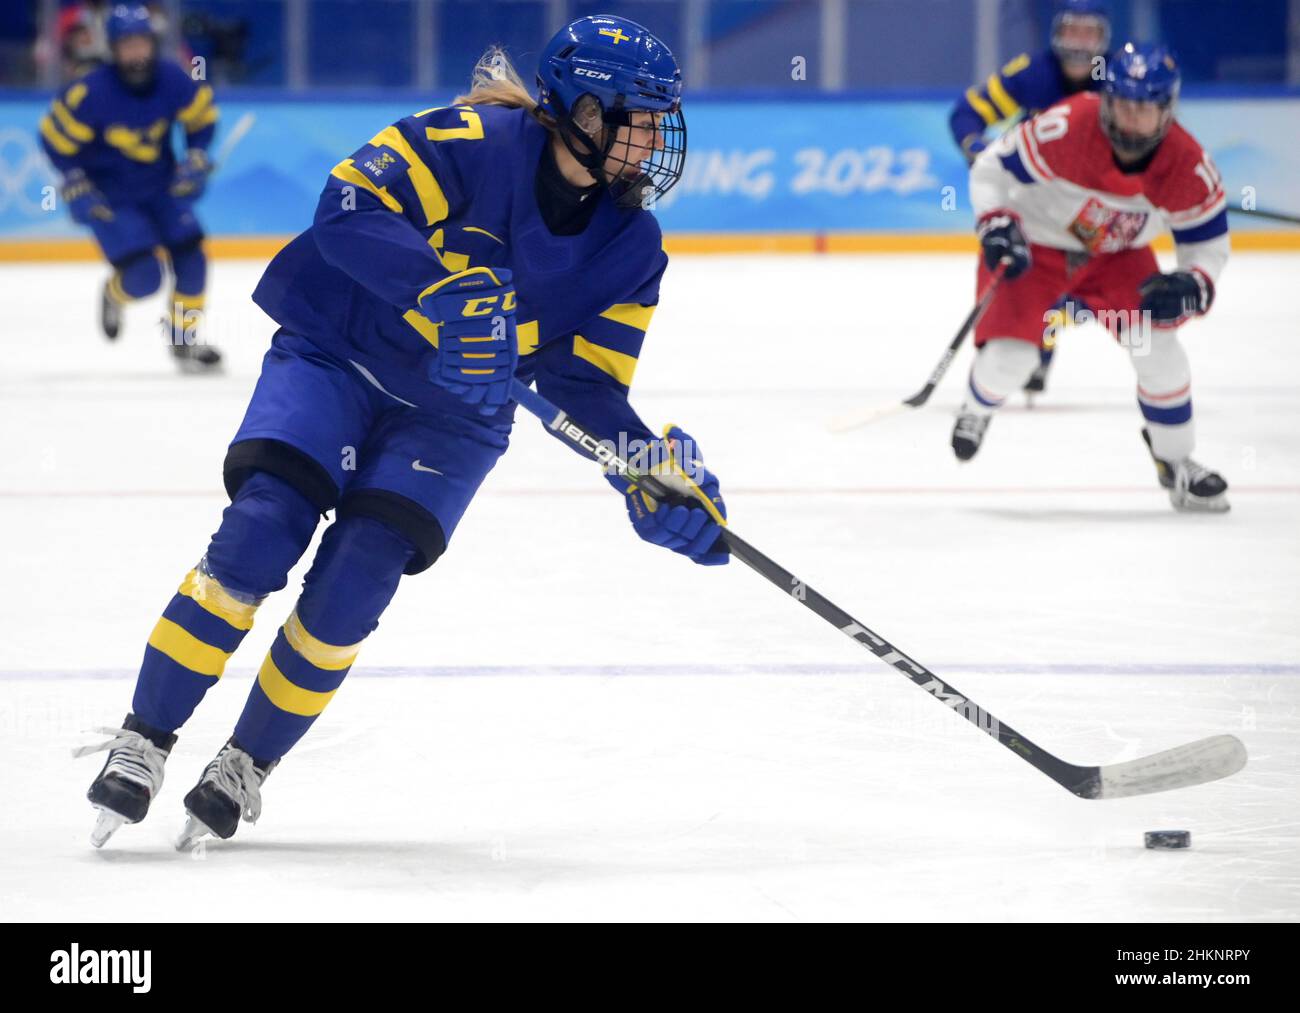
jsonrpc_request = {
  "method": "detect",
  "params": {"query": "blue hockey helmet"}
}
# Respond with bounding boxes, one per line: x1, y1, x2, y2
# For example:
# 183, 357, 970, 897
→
106, 3, 154, 45
106, 3, 158, 89
1101, 42, 1182, 159
1051, 0, 1111, 66
536, 15, 686, 209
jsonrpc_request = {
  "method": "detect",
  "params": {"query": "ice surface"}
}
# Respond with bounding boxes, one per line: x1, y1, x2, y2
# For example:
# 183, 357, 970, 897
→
1, 253, 1297, 921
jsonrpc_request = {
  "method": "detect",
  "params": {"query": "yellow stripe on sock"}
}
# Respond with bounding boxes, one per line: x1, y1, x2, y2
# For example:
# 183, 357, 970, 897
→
257, 656, 337, 716
147, 616, 230, 677
179, 569, 256, 631
283, 611, 361, 671
172, 290, 206, 311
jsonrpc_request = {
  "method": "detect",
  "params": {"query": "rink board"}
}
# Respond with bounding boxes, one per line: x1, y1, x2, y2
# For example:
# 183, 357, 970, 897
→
1, 94, 1297, 251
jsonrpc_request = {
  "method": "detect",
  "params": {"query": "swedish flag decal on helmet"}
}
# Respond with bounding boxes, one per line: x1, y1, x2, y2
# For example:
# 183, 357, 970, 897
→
537, 15, 686, 209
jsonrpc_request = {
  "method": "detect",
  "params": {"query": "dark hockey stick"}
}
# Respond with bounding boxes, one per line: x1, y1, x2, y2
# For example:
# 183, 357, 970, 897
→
828, 257, 1011, 433
512, 379, 1247, 799
1227, 206, 1300, 226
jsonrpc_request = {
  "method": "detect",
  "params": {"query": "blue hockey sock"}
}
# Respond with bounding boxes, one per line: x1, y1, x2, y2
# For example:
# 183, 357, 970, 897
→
131, 472, 321, 733
234, 516, 416, 762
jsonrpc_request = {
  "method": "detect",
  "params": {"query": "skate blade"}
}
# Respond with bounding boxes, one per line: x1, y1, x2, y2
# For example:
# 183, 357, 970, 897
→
90, 808, 127, 849
174, 359, 225, 377
175, 814, 216, 852
1171, 492, 1230, 513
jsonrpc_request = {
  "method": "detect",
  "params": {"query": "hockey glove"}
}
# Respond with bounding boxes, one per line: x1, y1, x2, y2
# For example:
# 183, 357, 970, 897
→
418, 266, 519, 414
1138, 270, 1214, 328
170, 149, 213, 200
62, 169, 112, 224
610, 425, 729, 566
976, 210, 1031, 278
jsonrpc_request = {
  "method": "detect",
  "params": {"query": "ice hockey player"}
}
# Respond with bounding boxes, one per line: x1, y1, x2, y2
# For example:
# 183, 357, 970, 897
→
75, 15, 728, 848
950, 0, 1112, 397
38, 2, 223, 373
954, 42, 1229, 513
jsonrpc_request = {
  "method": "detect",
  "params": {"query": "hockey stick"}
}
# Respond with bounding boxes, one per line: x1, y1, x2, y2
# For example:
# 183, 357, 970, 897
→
211, 111, 256, 167
512, 379, 1247, 799
828, 257, 1011, 433
1227, 206, 1300, 227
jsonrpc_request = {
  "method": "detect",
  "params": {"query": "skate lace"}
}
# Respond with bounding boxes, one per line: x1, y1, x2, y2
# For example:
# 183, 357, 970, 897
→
204, 747, 266, 824
1182, 458, 1213, 484
73, 727, 168, 793
954, 413, 988, 441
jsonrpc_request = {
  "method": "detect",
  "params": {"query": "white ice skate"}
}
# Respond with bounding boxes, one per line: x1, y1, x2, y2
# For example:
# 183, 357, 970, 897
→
75, 717, 176, 848
1169, 458, 1230, 513
176, 738, 276, 850
951, 411, 991, 461
1141, 428, 1229, 513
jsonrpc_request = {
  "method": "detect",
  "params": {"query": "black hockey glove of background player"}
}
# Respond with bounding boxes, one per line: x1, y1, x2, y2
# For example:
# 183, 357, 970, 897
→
1138, 270, 1214, 328
976, 210, 1031, 279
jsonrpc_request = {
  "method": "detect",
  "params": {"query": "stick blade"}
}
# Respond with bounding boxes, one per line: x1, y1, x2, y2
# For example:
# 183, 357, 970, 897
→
1091, 734, 1247, 799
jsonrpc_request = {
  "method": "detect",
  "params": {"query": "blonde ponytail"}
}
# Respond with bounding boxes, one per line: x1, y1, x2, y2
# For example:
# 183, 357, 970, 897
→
454, 46, 557, 129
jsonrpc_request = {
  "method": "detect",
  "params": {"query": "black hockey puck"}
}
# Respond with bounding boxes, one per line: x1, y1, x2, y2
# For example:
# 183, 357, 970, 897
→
1144, 830, 1191, 849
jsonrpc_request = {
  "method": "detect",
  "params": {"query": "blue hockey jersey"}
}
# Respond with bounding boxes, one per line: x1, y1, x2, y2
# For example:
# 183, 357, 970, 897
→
949, 48, 1101, 160
252, 103, 668, 444
38, 61, 218, 201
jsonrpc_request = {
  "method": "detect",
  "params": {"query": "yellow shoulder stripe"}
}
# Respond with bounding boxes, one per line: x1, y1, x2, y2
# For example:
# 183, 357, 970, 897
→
39, 115, 79, 155
986, 74, 1021, 119
52, 100, 94, 142
184, 105, 219, 133
65, 81, 88, 109
368, 125, 449, 227
598, 302, 656, 333
177, 84, 215, 127
574, 334, 638, 386
965, 86, 998, 126
331, 157, 403, 214
1001, 53, 1032, 77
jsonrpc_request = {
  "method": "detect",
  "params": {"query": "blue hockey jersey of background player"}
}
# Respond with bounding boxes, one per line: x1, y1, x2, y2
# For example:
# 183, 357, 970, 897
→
949, 49, 1101, 159
39, 61, 218, 201
252, 103, 668, 446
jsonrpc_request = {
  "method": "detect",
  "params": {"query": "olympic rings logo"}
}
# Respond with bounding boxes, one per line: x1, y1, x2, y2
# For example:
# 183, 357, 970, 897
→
0, 127, 61, 217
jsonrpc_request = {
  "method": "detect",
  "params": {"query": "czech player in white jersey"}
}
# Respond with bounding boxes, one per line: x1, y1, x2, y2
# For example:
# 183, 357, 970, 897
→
956, 42, 1229, 512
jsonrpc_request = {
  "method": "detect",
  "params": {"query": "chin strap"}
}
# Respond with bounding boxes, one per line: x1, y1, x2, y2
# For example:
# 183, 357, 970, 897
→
553, 102, 656, 210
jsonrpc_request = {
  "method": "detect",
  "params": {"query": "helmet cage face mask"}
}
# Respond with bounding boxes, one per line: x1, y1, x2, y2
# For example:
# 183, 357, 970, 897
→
552, 93, 687, 210
1051, 12, 1111, 66
1100, 92, 1175, 160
